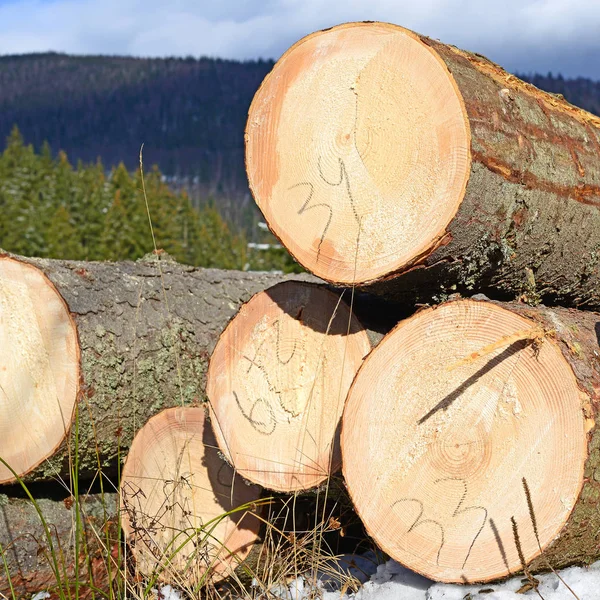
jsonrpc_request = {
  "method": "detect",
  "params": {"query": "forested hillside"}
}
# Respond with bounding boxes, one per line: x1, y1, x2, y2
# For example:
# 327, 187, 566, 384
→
0, 52, 598, 235
1, 54, 598, 214
0, 53, 273, 225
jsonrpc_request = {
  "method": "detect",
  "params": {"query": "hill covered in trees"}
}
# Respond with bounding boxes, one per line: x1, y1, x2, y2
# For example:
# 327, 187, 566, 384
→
1, 53, 598, 221
0, 52, 274, 226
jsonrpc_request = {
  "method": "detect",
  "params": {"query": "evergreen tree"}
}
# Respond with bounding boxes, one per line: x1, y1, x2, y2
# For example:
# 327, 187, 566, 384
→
0, 127, 298, 272
46, 205, 84, 259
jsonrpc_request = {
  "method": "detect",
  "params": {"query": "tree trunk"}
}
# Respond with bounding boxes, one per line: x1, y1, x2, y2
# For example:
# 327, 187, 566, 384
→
0, 490, 118, 598
342, 298, 600, 583
0, 250, 313, 484
120, 406, 262, 585
207, 281, 371, 492
246, 22, 600, 308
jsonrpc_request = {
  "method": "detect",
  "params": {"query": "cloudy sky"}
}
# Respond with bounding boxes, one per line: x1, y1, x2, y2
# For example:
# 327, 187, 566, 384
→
0, 0, 598, 79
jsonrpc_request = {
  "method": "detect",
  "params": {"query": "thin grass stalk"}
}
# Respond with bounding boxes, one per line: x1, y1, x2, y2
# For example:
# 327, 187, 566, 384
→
0, 541, 17, 600
0, 458, 69, 600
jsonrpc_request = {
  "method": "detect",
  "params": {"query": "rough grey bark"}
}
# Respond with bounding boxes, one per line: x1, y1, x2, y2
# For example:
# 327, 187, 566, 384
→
351, 27, 600, 308
0, 490, 118, 597
0, 250, 317, 483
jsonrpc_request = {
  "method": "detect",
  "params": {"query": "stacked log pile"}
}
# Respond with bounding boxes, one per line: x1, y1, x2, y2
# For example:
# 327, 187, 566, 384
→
2, 19, 600, 595
243, 20, 600, 583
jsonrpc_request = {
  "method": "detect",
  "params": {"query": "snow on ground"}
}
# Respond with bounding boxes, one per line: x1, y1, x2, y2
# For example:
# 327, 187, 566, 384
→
272, 552, 600, 600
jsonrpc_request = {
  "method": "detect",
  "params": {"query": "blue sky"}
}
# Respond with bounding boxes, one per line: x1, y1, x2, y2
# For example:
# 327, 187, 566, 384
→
0, 0, 598, 79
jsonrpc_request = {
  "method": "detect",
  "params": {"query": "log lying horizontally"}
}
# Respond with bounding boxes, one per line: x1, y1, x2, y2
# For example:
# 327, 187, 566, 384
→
0, 490, 118, 597
207, 281, 371, 492
246, 22, 600, 307
0, 251, 312, 484
120, 407, 262, 585
342, 298, 600, 583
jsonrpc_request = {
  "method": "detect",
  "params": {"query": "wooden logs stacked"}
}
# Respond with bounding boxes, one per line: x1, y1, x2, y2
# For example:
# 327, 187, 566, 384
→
0, 253, 316, 595
3, 19, 600, 594
240, 20, 600, 585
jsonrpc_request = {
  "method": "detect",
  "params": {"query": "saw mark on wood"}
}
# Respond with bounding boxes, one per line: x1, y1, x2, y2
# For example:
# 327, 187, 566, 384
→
446, 326, 549, 371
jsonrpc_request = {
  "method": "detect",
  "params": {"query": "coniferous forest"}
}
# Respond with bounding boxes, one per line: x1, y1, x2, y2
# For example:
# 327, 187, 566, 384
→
0, 126, 299, 271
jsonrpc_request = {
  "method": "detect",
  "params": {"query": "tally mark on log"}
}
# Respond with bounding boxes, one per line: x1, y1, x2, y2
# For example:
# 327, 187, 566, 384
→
288, 180, 332, 259
232, 391, 277, 436
242, 322, 303, 417
418, 339, 530, 425
274, 318, 298, 365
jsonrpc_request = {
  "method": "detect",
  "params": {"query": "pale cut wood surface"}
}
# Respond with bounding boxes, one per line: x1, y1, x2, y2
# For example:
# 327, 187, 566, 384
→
246, 22, 469, 285
246, 22, 600, 309
207, 281, 371, 492
120, 407, 262, 585
343, 299, 590, 583
0, 257, 79, 483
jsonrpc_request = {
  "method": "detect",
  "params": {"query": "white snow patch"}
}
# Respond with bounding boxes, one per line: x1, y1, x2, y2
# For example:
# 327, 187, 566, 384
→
156, 584, 184, 600
265, 554, 600, 600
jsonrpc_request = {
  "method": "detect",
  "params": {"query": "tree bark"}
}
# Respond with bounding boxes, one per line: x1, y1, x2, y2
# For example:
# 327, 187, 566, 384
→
0, 250, 314, 484
246, 22, 600, 308
342, 297, 600, 583
0, 490, 118, 598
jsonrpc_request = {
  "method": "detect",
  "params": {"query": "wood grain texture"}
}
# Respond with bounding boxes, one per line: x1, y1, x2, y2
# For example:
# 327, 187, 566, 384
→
246, 22, 600, 308
343, 299, 600, 582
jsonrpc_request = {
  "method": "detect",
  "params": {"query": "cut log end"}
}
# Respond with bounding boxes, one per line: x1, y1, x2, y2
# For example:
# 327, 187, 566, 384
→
120, 407, 262, 585
342, 299, 587, 583
0, 256, 79, 484
207, 281, 371, 492
245, 21, 470, 284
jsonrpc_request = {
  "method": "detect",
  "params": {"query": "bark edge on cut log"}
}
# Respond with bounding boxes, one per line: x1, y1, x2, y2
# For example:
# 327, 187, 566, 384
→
342, 298, 600, 583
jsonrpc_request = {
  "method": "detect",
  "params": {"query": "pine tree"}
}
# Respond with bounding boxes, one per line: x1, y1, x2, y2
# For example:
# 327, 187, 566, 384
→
46, 205, 84, 259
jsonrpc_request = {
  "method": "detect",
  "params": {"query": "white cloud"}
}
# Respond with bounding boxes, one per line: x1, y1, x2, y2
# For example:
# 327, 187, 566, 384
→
0, 0, 598, 77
